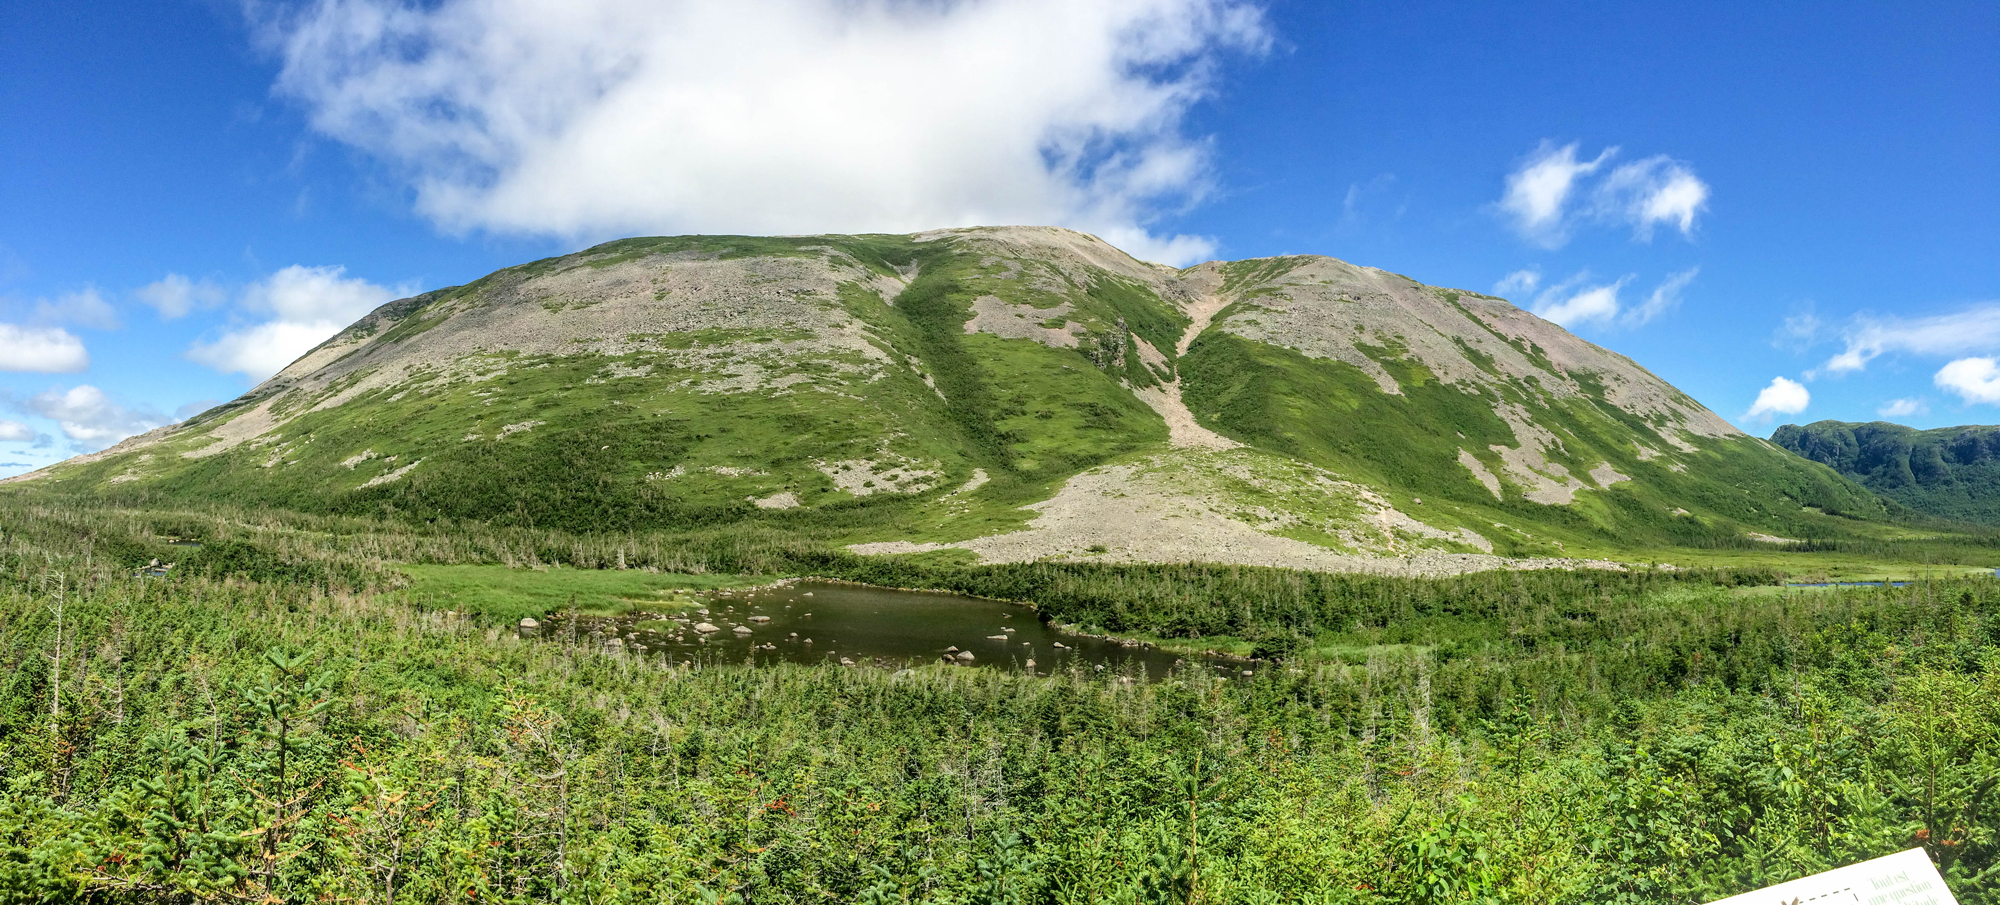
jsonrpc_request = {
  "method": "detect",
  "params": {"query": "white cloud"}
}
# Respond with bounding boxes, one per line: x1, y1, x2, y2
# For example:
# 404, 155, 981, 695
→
0, 419, 32, 442
1594, 156, 1709, 240
34, 287, 121, 330
1497, 141, 1710, 247
258, 0, 1268, 265
1628, 267, 1698, 326
136, 273, 226, 319
1522, 268, 1697, 330
20, 385, 168, 449
188, 265, 406, 381
1745, 376, 1810, 420
1498, 141, 1612, 246
1532, 277, 1629, 328
1936, 358, 2000, 405
1493, 268, 1540, 297
0, 324, 89, 373
1820, 303, 2000, 374
1878, 397, 1928, 418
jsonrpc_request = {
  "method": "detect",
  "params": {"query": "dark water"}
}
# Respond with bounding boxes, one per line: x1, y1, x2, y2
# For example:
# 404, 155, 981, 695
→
526, 580, 1250, 681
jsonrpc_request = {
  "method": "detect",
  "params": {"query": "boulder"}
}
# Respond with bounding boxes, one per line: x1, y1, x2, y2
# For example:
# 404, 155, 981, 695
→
519, 618, 540, 629
954, 650, 976, 662
749, 615, 771, 623
986, 634, 1008, 640
732, 625, 753, 635
693, 622, 720, 633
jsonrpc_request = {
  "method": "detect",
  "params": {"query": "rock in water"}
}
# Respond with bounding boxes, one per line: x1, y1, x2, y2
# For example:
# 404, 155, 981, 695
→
954, 650, 976, 662
693, 622, 720, 633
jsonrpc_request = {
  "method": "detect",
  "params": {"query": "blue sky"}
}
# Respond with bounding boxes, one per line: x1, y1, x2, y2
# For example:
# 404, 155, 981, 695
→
1, 0, 1995, 476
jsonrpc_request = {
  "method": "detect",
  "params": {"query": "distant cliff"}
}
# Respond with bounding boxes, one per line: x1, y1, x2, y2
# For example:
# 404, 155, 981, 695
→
1774, 420, 2000, 525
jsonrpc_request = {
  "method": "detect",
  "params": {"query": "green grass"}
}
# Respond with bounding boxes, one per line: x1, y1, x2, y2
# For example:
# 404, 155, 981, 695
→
11, 492, 2000, 902
398, 563, 771, 621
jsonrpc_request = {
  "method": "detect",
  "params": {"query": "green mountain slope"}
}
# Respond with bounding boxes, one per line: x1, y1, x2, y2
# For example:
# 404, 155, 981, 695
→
1774, 419, 2000, 525
12, 227, 1888, 570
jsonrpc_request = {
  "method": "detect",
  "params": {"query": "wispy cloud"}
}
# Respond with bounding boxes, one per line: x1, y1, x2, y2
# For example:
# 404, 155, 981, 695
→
1745, 376, 1810, 420
1595, 156, 1709, 240
1776, 305, 1823, 351
1338, 173, 1401, 232
1498, 142, 1612, 247
136, 274, 226, 319
256, 0, 1269, 265
1878, 397, 1928, 418
188, 265, 411, 382
1497, 141, 1710, 248
1493, 268, 1540, 297
1627, 267, 1699, 326
1817, 302, 2000, 375
0, 324, 89, 373
16, 385, 169, 450
1531, 274, 1631, 329
1522, 269, 1695, 330
33, 286, 120, 330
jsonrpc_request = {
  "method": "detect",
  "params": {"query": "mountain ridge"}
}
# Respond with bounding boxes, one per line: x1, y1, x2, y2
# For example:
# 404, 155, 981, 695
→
12, 226, 1885, 572
1774, 419, 2000, 525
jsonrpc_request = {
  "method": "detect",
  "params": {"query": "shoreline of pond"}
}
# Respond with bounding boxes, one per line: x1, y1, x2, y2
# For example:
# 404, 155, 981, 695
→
524, 577, 1259, 680
659, 574, 1264, 665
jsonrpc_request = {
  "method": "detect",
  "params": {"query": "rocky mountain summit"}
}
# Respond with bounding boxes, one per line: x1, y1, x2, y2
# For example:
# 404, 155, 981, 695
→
19, 227, 1880, 571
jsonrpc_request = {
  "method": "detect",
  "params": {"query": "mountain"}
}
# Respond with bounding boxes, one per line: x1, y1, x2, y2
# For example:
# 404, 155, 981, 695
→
13, 227, 1884, 572
1773, 419, 2000, 525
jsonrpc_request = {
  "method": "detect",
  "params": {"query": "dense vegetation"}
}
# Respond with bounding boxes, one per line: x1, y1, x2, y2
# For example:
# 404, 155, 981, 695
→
3, 493, 2000, 902
1776, 420, 2000, 526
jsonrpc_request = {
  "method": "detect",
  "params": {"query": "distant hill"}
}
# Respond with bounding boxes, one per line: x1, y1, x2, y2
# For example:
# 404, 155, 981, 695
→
1773, 420, 2000, 525
10, 226, 1885, 571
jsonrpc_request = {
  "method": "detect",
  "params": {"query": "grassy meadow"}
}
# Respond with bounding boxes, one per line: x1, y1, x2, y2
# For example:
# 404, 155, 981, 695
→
3, 491, 2000, 902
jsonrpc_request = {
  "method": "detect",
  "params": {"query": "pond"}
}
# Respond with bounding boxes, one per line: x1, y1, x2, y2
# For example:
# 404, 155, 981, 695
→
521, 579, 1251, 681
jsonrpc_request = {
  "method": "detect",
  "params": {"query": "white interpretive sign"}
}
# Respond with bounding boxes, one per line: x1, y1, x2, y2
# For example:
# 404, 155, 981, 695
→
1705, 848, 1956, 905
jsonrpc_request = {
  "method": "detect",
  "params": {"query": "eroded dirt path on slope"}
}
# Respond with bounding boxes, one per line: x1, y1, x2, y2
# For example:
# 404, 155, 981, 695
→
1132, 292, 1240, 450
